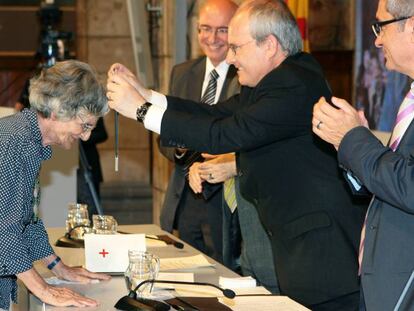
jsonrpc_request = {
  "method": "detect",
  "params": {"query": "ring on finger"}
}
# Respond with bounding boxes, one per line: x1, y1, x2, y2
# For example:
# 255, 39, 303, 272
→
316, 121, 323, 130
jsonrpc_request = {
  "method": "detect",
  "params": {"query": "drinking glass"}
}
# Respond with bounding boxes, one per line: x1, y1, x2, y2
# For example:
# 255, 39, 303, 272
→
124, 250, 160, 297
92, 214, 118, 234
65, 203, 90, 239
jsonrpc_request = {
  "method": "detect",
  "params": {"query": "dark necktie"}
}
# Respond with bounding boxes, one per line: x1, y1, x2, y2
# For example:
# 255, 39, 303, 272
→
201, 69, 219, 105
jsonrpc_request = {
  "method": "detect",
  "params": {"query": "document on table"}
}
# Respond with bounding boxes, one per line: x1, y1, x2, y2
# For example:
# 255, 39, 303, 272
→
160, 254, 214, 271
155, 272, 195, 289
146, 235, 167, 247
219, 296, 311, 311
219, 276, 257, 288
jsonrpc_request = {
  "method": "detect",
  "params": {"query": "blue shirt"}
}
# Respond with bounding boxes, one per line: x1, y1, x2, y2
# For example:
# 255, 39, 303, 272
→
0, 109, 54, 309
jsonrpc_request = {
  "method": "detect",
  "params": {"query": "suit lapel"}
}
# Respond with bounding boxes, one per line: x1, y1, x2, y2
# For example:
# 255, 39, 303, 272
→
219, 65, 238, 102
187, 58, 206, 101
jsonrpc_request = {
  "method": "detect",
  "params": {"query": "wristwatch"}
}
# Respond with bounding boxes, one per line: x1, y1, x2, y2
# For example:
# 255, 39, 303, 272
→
136, 102, 152, 123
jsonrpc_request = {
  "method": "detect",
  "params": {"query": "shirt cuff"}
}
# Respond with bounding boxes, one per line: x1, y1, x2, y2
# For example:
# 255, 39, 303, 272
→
150, 90, 168, 108
144, 104, 166, 134
175, 150, 187, 159
346, 171, 362, 191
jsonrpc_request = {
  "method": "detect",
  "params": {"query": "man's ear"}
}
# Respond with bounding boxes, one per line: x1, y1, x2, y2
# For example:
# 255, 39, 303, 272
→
265, 34, 280, 58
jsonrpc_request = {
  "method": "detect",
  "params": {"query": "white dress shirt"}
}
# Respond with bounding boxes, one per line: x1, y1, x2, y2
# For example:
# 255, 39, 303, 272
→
144, 59, 230, 134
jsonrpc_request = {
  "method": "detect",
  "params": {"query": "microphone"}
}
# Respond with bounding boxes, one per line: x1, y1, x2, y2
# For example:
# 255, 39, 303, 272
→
133, 280, 236, 299
114, 279, 236, 311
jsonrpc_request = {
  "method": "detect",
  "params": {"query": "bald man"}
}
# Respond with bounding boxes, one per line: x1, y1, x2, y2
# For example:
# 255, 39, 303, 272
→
159, 0, 239, 263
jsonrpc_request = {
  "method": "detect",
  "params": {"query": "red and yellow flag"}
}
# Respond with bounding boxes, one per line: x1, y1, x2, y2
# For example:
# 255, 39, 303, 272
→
285, 0, 309, 52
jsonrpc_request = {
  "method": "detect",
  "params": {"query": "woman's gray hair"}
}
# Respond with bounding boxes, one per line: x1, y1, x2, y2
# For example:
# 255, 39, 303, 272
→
29, 60, 108, 120
387, 0, 414, 30
238, 0, 303, 56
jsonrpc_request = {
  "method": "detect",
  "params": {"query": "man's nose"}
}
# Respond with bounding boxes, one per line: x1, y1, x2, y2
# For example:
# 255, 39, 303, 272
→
80, 131, 92, 141
374, 35, 383, 48
226, 49, 235, 64
206, 30, 218, 42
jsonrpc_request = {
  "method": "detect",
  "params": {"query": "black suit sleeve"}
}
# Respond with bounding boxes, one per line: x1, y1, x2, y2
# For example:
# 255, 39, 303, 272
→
161, 70, 313, 154
338, 126, 414, 213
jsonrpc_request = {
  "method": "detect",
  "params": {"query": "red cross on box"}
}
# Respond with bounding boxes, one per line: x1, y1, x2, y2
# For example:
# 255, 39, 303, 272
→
99, 249, 109, 258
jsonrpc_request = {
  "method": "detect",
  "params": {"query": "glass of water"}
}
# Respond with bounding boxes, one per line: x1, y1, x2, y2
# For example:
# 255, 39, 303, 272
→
65, 203, 91, 239
92, 214, 118, 234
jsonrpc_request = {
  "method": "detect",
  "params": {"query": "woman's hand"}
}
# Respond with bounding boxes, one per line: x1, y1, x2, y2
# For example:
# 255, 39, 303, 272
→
44, 254, 111, 284
17, 267, 101, 307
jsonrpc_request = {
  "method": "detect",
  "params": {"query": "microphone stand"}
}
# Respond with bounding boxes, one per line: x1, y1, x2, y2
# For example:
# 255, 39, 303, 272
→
393, 269, 414, 310
79, 142, 104, 215
114, 279, 235, 311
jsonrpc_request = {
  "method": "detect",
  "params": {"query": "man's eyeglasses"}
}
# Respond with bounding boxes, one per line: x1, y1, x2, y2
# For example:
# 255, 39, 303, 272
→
372, 16, 412, 37
228, 40, 255, 56
198, 25, 228, 36
78, 115, 95, 133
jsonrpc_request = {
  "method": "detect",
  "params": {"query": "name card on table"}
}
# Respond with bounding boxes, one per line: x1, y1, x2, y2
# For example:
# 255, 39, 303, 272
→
84, 233, 145, 273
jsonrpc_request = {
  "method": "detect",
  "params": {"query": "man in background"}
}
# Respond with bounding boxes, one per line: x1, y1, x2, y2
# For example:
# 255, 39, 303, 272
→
158, 0, 239, 263
313, 0, 414, 309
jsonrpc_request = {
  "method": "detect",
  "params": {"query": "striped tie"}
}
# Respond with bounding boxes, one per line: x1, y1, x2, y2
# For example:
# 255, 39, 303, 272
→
201, 69, 219, 105
389, 84, 414, 151
224, 177, 237, 213
358, 84, 414, 275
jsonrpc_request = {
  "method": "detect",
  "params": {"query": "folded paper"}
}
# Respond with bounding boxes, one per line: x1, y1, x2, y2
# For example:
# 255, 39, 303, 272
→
84, 233, 145, 272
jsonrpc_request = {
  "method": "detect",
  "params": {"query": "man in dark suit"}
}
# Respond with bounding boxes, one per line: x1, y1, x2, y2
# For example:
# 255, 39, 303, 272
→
158, 0, 239, 263
107, 0, 367, 309
160, 1, 279, 292
313, 0, 414, 309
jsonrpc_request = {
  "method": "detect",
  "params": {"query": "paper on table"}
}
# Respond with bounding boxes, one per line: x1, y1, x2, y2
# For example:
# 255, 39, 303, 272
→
160, 254, 214, 271
155, 272, 195, 289
219, 276, 256, 289
146, 236, 168, 247
219, 296, 311, 311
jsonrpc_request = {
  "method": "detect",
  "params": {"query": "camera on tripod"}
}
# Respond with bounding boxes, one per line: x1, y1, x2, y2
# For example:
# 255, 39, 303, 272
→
38, 0, 73, 67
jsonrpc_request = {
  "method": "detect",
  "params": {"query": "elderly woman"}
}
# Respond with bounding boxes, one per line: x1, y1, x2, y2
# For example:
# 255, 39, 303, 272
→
0, 60, 110, 310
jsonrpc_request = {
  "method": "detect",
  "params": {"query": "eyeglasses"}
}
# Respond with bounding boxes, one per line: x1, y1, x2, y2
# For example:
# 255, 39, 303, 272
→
198, 25, 228, 36
228, 40, 255, 55
371, 16, 412, 37
78, 114, 95, 133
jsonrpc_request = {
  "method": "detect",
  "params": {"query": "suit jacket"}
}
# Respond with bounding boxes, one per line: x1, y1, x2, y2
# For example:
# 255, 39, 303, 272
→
160, 52, 367, 307
339, 124, 414, 310
159, 57, 239, 232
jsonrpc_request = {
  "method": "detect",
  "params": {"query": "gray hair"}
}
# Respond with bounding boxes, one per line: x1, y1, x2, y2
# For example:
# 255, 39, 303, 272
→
29, 60, 108, 120
387, 0, 414, 30
238, 0, 303, 56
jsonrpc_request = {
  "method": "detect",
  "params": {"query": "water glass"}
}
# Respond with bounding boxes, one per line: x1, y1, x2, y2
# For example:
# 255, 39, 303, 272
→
66, 203, 90, 239
124, 250, 160, 297
92, 214, 118, 234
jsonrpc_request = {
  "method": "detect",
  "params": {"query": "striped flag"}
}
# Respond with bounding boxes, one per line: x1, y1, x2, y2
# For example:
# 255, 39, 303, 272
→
285, 0, 310, 52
